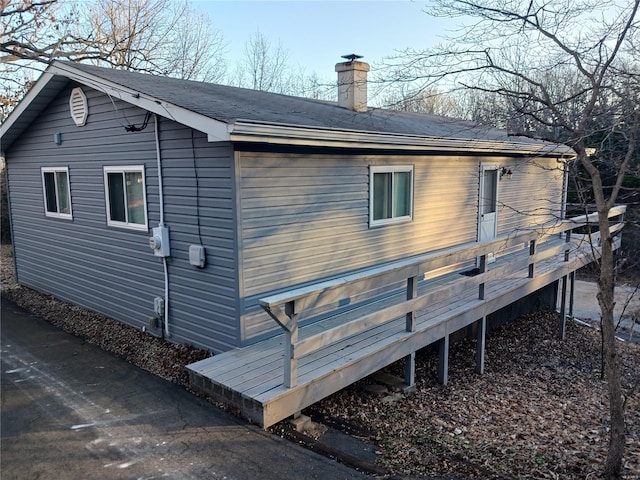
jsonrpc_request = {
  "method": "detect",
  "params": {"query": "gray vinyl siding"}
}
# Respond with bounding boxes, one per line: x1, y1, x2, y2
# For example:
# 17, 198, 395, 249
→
496, 156, 565, 235
237, 151, 565, 342
5, 84, 239, 353
155, 122, 239, 352
238, 152, 479, 341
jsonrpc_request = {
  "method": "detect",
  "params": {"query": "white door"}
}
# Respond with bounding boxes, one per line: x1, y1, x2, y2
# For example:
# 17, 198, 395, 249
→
478, 164, 499, 261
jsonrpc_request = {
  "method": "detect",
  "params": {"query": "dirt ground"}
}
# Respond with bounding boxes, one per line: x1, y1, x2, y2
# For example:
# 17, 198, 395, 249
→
2, 244, 639, 479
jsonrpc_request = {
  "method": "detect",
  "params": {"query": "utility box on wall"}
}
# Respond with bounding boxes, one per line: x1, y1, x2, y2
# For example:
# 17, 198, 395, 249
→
149, 226, 170, 257
189, 244, 206, 268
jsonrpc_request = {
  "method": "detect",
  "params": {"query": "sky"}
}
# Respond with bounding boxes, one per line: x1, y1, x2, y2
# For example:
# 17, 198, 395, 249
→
192, 0, 455, 80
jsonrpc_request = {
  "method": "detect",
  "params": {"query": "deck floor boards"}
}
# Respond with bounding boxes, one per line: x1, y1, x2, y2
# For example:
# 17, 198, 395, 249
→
187, 238, 599, 428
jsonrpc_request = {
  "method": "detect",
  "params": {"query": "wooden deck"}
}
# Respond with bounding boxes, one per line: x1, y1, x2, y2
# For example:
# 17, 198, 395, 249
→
187, 208, 625, 428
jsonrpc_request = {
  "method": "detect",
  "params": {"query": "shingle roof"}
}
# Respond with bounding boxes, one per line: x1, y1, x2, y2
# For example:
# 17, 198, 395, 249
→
2, 61, 574, 156
63, 62, 535, 144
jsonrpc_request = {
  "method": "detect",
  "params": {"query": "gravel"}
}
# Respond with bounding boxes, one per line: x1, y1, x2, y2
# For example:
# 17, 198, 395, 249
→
0, 244, 210, 387
2, 243, 639, 478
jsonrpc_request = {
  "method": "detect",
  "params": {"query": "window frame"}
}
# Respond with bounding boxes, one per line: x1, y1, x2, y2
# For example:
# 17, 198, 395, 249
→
103, 165, 148, 231
369, 165, 414, 227
41, 166, 73, 219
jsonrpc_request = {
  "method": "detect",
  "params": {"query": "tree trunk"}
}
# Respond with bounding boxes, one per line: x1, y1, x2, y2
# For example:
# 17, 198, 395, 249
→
597, 211, 625, 479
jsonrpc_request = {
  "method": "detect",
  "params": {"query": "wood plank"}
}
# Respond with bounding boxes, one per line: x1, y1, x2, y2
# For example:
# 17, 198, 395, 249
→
530, 243, 566, 264
292, 260, 521, 360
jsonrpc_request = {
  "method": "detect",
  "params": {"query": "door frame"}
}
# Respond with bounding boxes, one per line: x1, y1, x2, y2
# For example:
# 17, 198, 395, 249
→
477, 163, 500, 257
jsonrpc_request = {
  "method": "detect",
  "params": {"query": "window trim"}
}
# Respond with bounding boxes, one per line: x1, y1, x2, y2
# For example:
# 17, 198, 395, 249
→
369, 165, 414, 227
103, 165, 148, 231
41, 166, 73, 219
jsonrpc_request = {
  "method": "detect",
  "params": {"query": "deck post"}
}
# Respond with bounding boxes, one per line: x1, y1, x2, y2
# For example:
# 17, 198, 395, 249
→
284, 301, 299, 388
438, 335, 449, 385
528, 239, 536, 278
478, 254, 487, 300
564, 231, 572, 261
406, 275, 418, 332
475, 316, 487, 374
559, 275, 567, 340
404, 351, 416, 391
569, 271, 575, 318
402, 276, 418, 391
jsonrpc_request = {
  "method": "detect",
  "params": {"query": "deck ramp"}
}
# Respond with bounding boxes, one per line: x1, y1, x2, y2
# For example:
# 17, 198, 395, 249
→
188, 235, 602, 428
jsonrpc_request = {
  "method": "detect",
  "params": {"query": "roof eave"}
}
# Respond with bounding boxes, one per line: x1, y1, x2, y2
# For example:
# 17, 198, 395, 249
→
228, 120, 576, 157
47, 62, 230, 142
1, 71, 64, 156
1, 62, 231, 157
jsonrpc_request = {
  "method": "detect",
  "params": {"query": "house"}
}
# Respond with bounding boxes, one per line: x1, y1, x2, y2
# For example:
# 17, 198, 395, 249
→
0, 59, 624, 427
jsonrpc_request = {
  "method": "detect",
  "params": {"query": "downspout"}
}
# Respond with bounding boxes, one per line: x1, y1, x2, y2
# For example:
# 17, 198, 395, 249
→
154, 114, 170, 338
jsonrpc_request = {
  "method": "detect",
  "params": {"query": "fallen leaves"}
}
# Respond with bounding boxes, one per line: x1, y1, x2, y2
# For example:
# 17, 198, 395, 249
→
307, 311, 640, 479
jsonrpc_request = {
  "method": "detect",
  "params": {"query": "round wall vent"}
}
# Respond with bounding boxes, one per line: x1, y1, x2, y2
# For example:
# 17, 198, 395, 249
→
69, 87, 88, 126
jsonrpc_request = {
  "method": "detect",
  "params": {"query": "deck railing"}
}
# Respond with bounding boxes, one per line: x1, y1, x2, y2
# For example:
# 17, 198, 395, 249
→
259, 206, 626, 389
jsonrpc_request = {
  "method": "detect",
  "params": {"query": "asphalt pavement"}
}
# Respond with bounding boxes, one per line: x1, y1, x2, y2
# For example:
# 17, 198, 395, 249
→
0, 297, 368, 480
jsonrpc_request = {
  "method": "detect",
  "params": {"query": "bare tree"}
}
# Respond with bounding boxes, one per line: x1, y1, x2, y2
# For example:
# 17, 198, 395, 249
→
378, 84, 462, 117
230, 31, 289, 93
1, 0, 87, 115
1, 0, 227, 118
228, 31, 336, 100
1, 0, 85, 64
166, 5, 227, 83
78, 0, 226, 81
382, 1, 639, 477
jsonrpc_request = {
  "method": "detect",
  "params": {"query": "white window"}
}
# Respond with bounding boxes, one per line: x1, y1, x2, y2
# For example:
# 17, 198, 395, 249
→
103, 166, 148, 230
41, 167, 72, 219
369, 165, 414, 226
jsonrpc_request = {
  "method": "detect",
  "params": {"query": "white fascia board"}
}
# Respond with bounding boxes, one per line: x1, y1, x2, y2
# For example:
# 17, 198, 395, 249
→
48, 63, 230, 141
229, 120, 576, 157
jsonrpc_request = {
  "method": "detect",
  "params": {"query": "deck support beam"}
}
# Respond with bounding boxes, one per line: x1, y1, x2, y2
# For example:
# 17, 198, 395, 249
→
438, 335, 449, 385
559, 275, 568, 340
475, 316, 487, 374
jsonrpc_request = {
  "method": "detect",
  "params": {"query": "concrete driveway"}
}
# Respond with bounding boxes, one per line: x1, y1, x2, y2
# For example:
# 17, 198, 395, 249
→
1, 298, 367, 480
570, 280, 640, 341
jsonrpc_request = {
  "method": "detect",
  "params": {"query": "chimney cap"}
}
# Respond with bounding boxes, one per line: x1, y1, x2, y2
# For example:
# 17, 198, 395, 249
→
341, 53, 363, 62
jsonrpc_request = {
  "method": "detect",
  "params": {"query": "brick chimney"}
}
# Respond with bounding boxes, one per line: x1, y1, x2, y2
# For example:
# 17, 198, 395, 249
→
335, 55, 370, 112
